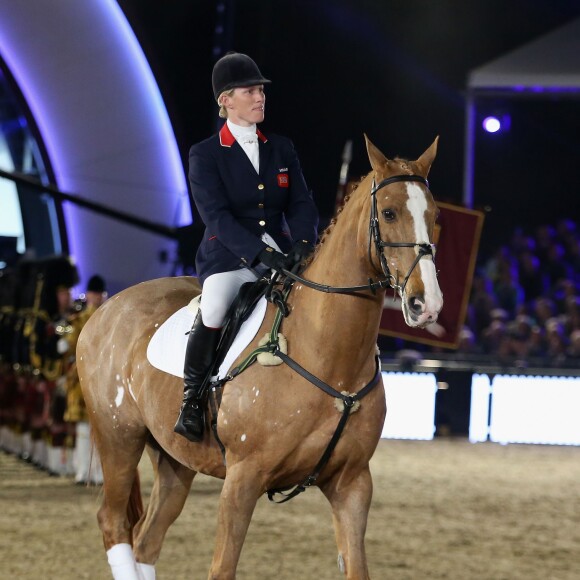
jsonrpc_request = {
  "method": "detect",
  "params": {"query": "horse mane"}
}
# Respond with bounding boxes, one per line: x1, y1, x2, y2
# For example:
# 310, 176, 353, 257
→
305, 173, 369, 266
305, 155, 415, 266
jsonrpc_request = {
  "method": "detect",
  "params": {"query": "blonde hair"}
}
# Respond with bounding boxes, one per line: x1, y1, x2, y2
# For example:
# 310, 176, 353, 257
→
217, 89, 235, 118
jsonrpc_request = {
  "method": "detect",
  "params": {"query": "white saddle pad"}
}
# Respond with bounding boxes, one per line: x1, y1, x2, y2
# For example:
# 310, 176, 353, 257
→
146, 296, 268, 380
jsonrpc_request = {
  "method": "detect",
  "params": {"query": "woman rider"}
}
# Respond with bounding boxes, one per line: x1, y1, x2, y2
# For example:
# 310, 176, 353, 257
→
174, 52, 319, 442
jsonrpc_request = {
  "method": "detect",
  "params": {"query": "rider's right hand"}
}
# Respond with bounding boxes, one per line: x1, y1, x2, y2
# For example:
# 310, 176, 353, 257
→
258, 247, 288, 273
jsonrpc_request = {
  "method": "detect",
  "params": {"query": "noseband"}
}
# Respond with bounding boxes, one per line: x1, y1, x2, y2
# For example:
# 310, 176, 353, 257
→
369, 174, 435, 296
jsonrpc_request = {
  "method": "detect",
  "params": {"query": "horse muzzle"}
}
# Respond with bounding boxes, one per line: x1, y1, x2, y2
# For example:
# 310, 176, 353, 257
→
402, 292, 443, 328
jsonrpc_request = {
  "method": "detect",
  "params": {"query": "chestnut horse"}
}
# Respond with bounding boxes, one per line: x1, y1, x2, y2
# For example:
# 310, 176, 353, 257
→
77, 136, 443, 580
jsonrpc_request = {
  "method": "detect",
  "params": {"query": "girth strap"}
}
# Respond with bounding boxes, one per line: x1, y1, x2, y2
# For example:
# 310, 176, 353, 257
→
267, 403, 352, 503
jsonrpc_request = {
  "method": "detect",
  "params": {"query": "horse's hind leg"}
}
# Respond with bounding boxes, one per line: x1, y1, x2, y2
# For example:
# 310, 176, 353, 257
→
132, 444, 196, 568
92, 416, 148, 549
320, 466, 373, 579
208, 462, 262, 580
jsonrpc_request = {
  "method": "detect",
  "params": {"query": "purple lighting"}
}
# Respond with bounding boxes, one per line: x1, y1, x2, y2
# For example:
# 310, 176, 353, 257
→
0, 1, 189, 292
479, 86, 580, 95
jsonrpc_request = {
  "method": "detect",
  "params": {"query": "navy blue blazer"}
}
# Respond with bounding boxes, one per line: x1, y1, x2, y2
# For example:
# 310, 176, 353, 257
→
189, 123, 319, 285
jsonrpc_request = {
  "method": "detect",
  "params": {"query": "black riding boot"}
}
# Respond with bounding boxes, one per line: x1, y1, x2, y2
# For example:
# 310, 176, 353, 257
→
174, 311, 221, 442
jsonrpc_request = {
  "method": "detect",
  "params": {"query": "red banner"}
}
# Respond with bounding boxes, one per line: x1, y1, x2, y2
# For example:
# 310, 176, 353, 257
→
380, 202, 485, 349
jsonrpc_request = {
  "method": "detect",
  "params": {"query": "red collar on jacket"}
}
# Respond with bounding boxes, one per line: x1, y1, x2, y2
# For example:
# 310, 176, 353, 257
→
219, 123, 268, 147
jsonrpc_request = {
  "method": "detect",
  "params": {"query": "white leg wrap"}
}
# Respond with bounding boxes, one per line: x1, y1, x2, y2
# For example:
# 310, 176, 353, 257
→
136, 562, 156, 580
107, 543, 139, 580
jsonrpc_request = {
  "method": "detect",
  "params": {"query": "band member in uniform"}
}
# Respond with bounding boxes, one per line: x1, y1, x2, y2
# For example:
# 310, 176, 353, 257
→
174, 52, 319, 442
63, 275, 107, 484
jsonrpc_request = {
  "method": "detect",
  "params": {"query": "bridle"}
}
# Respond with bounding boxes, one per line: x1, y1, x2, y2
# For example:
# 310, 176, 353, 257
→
369, 173, 436, 296
279, 173, 436, 297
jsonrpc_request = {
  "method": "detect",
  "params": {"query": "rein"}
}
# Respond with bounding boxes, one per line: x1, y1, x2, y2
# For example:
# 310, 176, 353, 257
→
280, 173, 435, 298
279, 268, 390, 295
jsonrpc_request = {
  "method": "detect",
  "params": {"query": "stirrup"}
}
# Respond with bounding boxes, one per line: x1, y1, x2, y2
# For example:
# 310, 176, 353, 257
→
174, 396, 205, 443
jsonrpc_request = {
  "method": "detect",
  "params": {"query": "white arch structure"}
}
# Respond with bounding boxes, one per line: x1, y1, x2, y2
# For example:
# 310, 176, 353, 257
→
0, 0, 190, 292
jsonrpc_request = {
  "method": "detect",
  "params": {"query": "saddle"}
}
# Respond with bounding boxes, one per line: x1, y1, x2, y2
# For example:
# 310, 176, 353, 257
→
204, 277, 270, 388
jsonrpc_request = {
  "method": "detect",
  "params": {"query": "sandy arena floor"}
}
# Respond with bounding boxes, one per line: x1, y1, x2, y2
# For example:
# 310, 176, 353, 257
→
1, 438, 580, 579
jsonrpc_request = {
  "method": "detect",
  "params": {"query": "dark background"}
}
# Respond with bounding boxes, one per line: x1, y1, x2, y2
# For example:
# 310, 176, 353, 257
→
118, 0, 580, 254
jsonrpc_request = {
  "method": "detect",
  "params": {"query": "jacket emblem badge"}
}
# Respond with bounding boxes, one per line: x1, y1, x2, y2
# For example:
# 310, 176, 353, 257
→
277, 173, 289, 188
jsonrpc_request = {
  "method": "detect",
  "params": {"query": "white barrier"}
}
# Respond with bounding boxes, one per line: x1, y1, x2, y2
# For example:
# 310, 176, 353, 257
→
381, 372, 437, 440
383, 370, 580, 446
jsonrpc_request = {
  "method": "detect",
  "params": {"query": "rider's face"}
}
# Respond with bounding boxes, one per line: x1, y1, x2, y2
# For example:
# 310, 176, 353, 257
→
223, 85, 265, 127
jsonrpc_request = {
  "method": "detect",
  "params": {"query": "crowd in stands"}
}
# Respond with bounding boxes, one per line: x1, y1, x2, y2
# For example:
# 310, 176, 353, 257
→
381, 217, 580, 366
458, 218, 580, 365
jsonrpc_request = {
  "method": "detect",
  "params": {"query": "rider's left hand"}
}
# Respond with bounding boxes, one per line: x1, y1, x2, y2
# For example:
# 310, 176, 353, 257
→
285, 240, 314, 269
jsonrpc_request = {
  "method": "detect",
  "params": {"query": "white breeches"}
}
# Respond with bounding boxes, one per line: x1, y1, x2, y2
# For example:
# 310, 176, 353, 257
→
200, 235, 281, 328
200, 268, 260, 328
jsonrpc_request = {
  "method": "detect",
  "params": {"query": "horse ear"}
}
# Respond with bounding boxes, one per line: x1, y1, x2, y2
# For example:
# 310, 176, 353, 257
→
364, 134, 389, 171
415, 136, 439, 177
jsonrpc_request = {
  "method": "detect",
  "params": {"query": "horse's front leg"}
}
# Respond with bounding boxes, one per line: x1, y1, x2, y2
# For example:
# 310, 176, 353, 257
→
208, 461, 262, 580
320, 465, 374, 580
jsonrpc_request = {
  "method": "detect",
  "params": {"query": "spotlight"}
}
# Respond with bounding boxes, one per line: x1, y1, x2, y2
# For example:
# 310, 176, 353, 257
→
482, 114, 511, 134
482, 116, 501, 133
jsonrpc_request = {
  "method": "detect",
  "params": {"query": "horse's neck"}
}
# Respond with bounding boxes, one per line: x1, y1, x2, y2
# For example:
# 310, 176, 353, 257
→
288, 180, 385, 379
307, 175, 379, 289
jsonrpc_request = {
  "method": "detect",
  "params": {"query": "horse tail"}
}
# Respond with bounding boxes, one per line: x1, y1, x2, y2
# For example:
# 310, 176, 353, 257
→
127, 470, 144, 533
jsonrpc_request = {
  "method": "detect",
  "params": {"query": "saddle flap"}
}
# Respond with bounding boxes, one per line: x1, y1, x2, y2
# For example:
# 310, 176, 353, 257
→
146, 281, 269, 381
212, 279, 270, 375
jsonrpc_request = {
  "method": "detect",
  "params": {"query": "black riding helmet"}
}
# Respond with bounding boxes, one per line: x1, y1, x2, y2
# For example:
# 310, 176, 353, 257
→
212, 52, 271, 100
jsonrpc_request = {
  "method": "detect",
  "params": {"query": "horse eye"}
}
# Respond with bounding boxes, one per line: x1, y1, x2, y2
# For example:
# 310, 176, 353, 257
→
382, 209, 396, 221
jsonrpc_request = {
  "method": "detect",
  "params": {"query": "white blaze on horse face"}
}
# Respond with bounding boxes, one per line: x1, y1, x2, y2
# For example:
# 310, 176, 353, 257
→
402, 183, 443, 325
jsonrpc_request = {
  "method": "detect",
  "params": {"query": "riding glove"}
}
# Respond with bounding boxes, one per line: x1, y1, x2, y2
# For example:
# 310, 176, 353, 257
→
286, 240, 314, 268
258, 247, 288, 273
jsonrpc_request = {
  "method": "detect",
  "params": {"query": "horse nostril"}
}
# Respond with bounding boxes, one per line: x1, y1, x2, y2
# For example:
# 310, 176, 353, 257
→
409, 296, 425, 315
